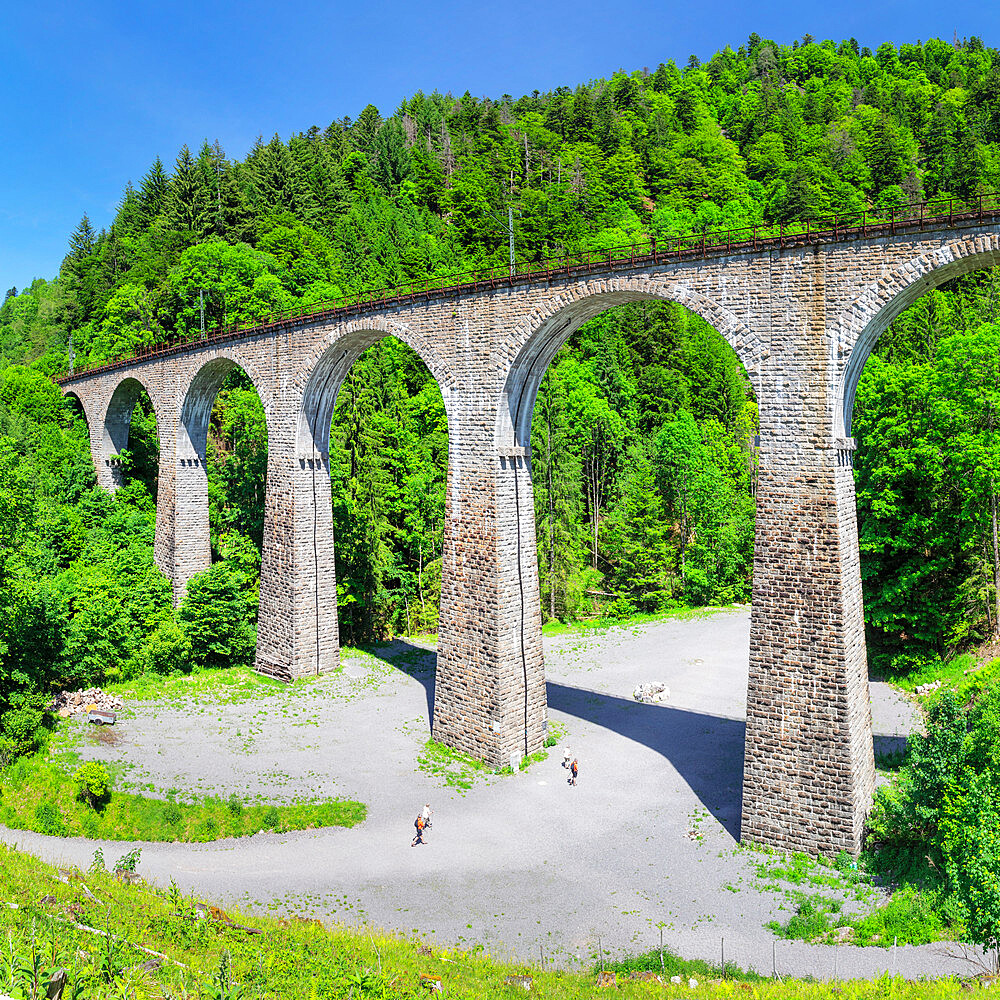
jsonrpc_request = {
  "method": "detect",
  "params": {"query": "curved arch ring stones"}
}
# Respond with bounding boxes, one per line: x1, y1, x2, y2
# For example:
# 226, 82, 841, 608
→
59, 222, 1000, 857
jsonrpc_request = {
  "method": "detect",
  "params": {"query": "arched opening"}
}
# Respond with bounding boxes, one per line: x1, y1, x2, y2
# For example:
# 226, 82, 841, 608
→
505, 293, 759, 623
175, 356, 269, 645
502, 292, 758, 837
101, 376, 160, 499
841, 250, 1000, 936
846, 260, 1000, 675
63, 391, 87, 428
205, 368, 269, 570
298, 332, 451, 647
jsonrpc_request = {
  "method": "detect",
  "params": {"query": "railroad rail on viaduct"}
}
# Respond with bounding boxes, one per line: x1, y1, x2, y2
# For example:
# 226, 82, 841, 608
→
56, 204, 1000, 858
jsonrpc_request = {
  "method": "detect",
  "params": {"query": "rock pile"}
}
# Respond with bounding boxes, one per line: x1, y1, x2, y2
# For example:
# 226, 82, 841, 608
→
914, 680, 942, 696
49, 688, 124, 719
632, 682, 669, 704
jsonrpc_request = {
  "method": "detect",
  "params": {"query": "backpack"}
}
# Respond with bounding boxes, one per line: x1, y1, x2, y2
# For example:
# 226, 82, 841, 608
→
415, 815, 424, 831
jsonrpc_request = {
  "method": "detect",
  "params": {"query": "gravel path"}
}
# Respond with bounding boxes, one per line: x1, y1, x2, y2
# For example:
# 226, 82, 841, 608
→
3, 609, 976, 979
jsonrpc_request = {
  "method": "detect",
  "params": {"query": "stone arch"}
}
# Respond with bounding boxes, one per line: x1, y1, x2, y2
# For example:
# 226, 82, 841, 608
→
178, 350, 272, 462
294, 317, 454, 457
63, 389, 90, 430
497, 278, 764, 450
102, 374, 162, 463
836, 233, 1000, 437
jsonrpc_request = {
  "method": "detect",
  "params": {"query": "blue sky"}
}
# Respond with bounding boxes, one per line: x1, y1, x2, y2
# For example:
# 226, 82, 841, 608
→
1, 0, 997, 294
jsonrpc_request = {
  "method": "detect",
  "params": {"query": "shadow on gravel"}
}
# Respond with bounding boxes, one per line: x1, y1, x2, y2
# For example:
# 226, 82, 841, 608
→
873, 733, 909, 764
366, 640, 437, 726
547, 681, 746, 840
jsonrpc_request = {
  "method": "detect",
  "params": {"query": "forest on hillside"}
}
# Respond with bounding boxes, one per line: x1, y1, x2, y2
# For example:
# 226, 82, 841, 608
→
4, 32, 1000, 760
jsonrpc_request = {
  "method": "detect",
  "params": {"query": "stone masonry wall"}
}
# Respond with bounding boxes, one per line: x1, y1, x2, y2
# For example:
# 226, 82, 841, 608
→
59, 220, 1000, 855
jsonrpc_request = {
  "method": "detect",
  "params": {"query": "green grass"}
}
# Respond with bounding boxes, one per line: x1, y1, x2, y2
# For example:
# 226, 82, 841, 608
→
749, 847, 953, 947
881, 652, 979, 695
602, 942, 768, 982
107, 664, 288, 705
0, 844, 982, 1000
416, 739, 495, 791
415, 730, 562, 792
540, 602, 748, 638
767, 886, 950, 947
0, 753, 365, 842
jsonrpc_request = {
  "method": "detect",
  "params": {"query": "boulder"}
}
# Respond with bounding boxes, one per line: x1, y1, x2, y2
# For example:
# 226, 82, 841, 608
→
633, 682, 669, 704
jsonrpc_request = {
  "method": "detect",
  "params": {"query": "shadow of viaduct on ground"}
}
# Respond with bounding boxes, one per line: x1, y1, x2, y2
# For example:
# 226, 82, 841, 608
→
365, 639, 906, 843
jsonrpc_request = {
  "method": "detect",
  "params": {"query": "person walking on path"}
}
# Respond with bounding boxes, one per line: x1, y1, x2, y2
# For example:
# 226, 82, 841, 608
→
561, 747, 572, 769
421, 803, 432, 829
569, 759, 579, 786
411, 813, 427, 847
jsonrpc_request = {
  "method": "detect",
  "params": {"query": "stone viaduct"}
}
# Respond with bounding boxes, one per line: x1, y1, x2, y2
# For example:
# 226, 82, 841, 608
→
56, 212, 1000, 858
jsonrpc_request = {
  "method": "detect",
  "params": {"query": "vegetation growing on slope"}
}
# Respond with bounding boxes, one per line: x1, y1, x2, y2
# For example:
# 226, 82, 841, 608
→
0, 753, 365, 842
0, 843, 986, 998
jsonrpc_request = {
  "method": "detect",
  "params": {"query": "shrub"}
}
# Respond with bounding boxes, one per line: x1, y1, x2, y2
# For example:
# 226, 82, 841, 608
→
178, 563, 254, 671
263, 806, 281, 830
74, 761, 112, 808
227, 793, 243, 817
129, 618, 191, 677
869, 683, 1000, 945
114, 847, 141, 874
162, 801, 181, 826
33, 800, 65, 836
0, 706, 47, 760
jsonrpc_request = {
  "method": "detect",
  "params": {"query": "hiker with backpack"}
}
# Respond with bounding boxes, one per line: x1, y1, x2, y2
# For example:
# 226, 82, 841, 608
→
569, 758, 579, 786
412, 812, 428, 847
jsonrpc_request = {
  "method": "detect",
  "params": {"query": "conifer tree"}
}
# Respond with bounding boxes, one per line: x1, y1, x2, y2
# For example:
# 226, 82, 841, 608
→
139, 156, 170, 220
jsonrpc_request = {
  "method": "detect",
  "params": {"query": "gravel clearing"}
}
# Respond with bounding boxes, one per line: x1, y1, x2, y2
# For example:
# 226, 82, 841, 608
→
5, 608, 974, 979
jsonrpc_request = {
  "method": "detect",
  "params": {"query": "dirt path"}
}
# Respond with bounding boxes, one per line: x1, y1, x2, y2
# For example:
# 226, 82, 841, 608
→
5, 610, 975, 979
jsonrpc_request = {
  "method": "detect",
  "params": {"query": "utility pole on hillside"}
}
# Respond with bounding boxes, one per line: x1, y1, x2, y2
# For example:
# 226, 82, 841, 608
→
68, 333, 74, 376
487, 207, 519, 278
509, 205, 515, 278
199, 289, 205, 340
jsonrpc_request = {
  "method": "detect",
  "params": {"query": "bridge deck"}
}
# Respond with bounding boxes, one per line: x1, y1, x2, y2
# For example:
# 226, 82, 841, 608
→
57, 193, 1000, 385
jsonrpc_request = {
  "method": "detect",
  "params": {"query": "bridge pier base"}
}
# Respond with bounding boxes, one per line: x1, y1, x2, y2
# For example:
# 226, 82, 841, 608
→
434, 434, 547, 768
742, 441, 875, 857
256, 450, 339, 680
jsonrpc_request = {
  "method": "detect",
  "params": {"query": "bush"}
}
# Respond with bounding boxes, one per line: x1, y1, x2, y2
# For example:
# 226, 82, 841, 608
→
227, 793, 243, 817
114, 847, 141, 874
74, 761, 112, 808
128, 618, 191, 677
33, 800, 65, 836
868, 684, 1000, 946
0, 706, 47, 760
179, 563, 254, 671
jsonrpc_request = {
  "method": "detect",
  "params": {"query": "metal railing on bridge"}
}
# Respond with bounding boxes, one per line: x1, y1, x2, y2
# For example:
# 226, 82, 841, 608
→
56, 190, 1000, 383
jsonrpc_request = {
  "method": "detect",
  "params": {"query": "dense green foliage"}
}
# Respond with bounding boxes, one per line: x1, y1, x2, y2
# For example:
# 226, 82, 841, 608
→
4, 32, 1000, 763
866, 671, 1000, 952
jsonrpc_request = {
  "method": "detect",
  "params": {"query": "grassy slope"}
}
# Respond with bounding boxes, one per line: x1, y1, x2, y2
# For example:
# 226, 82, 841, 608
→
0, 753, 365, 842
0, 844, 981, 999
